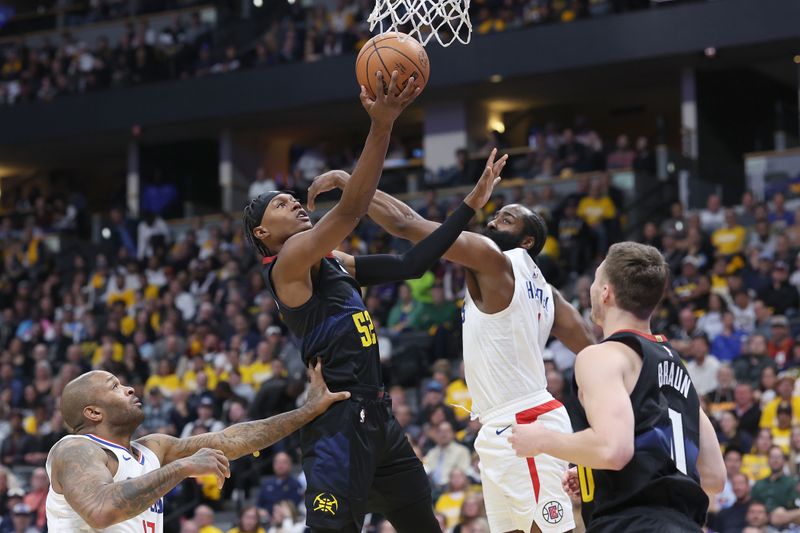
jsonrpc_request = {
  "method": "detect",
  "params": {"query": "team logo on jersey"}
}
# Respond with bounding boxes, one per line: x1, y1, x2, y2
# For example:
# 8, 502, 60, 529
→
360, 408, 366, 424
313, 493, 339, 516
542, 501, 563, 524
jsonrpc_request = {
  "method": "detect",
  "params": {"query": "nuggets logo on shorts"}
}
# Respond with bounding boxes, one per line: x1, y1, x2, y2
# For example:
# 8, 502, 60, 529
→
542, 501, 563, 524
312, 493, 339, 516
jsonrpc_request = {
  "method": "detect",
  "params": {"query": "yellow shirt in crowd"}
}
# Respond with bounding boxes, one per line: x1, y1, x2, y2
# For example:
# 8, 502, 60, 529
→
742, 453, 770, 482
577, 196, 616, 226
446, 379, 472, 422
144, 373, 182, 396
435, 491, 466, 528
182, 366, 219, 391
759, 396, 800, 429
711, 226, 746, 256
91, 342, 124, 366
200, 525, 224, 533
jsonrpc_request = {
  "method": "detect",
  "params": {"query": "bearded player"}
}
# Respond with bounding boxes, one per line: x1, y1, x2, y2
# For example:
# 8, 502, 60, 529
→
307, 173, 595, 533
45, 363, 347, 532
510, 242, 726, 532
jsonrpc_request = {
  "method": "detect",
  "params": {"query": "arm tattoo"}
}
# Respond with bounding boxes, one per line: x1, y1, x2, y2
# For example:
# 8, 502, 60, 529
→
167, 407, 315, 462
52, 438, 187, 529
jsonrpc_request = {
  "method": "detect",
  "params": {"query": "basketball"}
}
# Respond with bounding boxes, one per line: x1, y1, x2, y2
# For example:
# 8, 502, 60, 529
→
356, 32, 430, 99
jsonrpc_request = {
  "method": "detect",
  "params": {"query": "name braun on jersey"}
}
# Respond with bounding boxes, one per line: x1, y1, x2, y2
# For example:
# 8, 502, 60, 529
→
657, 359, 692, 398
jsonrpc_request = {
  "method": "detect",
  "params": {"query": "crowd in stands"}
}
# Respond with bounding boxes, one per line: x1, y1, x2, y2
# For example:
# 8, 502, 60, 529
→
0, 0, 701, 106
4, 152, 800, 531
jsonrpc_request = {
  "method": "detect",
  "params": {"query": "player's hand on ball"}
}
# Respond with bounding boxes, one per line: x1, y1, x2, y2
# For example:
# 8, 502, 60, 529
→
180, 447, 230, 490
307, 170, 350, 212
304, 359, 351, 417
463, 148, 508, 210
508, 421, 546, 457
359, 70, 421, 126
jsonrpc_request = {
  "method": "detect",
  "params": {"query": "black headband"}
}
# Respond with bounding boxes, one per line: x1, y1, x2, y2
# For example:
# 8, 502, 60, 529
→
248, 191, 283, 225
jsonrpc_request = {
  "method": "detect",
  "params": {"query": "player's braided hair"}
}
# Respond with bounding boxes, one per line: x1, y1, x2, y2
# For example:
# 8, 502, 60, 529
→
521, 209, 548, 259
242, 195, 272, 258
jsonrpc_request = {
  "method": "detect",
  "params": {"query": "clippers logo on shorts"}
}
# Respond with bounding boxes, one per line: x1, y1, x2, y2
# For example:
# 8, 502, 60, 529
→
542, 501, 563, 524
312, 493, 339, 516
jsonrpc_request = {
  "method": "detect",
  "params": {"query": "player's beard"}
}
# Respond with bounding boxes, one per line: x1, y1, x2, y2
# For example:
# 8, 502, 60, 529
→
484, 228, 524, 252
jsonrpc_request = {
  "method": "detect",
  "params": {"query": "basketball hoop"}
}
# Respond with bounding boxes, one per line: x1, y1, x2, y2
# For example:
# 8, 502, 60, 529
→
367, 0, 472, 47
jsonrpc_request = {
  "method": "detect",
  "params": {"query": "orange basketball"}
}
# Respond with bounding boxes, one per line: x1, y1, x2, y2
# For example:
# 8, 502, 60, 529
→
356, 32, 430, 99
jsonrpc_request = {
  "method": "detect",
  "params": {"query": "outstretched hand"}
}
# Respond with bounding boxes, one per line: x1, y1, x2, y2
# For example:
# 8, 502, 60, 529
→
307, 170, 351, 212
304, 359, 350, 417
360, 70, 421, 127
463, 148, 508, 210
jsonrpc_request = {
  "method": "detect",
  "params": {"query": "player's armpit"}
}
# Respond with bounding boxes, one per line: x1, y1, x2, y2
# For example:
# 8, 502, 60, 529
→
331, 251, 356, 277
551, 287, 595, 354
51, 437, 186, 529
696, 408, 726, 495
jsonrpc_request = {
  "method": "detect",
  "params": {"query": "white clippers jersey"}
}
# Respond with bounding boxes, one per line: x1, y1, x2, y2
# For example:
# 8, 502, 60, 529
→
46, 434, 164, 533
462, 248, 555, 420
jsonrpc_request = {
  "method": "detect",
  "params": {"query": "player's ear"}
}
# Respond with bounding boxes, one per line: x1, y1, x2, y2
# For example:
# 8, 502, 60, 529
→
83, 405, 103, 424
253, 225, 270, 240
520, 235, 535, 251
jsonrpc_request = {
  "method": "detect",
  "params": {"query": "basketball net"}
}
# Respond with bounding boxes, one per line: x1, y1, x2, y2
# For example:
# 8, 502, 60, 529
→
367, 0, 472, 47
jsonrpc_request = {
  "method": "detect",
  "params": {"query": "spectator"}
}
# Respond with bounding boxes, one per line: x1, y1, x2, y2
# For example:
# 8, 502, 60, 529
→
700, 194, 726, 233
769, 192, 795, 230
9, 503, 38, 533
751, 446, 798, 513
181, 521, 200, 533
714, 447, 744, 512
137, 211, 170, 260
435, 468, 470, 529
21, 469, 46, 531
743, 429, 774, 482
387, 283, 418, 334
759, 263, 800, 316
712, 209, 747, 257
248, 169, 277, 200
767, 316, 794, 367
576, 179, 616, 255
194, 504, 224, 533
734, 335, 778, 389
606, 134, 634, 169
423, 421, 471, 488
706, 364, 736, 417
228, 505, 267, 533
709, 472, 751, 533
760, 375, 800, 431
180, 396, 224, 438
266, 501, 304, 533
712, 311, 747, 362
686, 333, 721, 396
0, 411, 33, 467
256, 452, 303, 514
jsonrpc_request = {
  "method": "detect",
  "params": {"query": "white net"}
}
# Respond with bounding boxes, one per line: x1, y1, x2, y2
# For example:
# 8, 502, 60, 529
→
367, 0, 472, 47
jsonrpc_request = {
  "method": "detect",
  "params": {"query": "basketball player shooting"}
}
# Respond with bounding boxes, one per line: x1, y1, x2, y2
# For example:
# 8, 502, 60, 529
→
509, 242, 726, 532
45, 364, 348, 532
307, 172, 595, 533
243, 70, 508, 533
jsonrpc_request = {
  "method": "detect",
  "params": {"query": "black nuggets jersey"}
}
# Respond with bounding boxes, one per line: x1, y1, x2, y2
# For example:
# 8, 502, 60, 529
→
262, 254, 382, 390
570, 330, 709, 529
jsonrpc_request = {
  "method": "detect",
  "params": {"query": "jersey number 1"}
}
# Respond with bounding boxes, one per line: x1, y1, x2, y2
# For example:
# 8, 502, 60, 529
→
352, 311, 377, 347
142, 521, 156, 533
668, 408, 687, 475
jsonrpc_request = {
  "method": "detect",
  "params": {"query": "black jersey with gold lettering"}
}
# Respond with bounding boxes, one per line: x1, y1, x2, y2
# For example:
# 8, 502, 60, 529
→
570, 330, 709, 530
262, 254, 381, 390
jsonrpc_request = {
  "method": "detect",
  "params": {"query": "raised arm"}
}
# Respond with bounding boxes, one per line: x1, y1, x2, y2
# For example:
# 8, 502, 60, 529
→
137, 361, 349, 465
307, 157, 509, 275
50, 438, 228, 529
551, 287, 596, 354
509, 344, 635, 470
334, 150, 507, 286
275, 72, 419, 278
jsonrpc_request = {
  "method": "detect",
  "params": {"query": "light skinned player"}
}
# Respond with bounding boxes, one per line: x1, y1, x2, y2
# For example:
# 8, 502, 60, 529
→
45, 363, 347, 532
509, 242, 726, 532
307, 173, 595, 533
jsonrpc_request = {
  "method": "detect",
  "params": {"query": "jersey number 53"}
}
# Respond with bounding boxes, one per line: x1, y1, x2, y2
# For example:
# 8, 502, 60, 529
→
352, 311, 377, 347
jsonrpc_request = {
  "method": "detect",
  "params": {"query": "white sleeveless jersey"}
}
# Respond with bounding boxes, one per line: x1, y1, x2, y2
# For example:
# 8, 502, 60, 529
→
462, 248, 555, 419
46, 434, 165, 533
